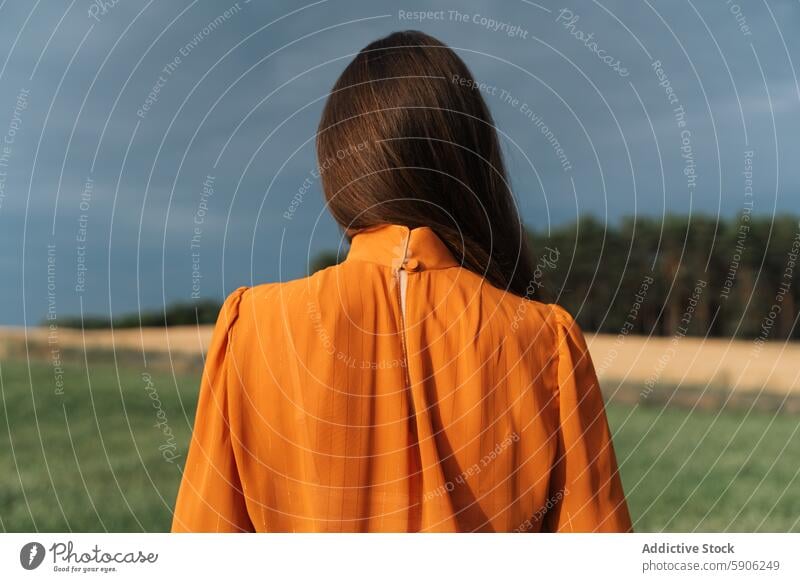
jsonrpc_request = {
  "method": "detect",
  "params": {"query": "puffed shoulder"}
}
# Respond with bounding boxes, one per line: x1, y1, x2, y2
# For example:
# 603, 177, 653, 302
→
547, 302, 595, 388
214, 286, 249, 338
549, 302, 577, 327
548, 302, 589, 347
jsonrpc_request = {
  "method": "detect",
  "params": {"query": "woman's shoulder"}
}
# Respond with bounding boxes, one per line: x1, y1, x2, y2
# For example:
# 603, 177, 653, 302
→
511, 298, 578, 344
469, 272, 575, 334
225, 267, 340, 320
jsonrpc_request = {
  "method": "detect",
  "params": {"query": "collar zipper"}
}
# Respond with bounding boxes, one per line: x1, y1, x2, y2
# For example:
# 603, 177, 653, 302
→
394, 230, 412, 387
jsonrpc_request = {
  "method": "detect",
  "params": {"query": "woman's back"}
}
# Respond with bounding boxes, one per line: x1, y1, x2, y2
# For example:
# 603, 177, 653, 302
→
172, 224, 631, 532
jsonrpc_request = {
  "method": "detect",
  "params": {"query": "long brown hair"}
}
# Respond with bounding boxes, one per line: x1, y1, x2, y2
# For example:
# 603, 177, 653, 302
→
317, 30, 536, 298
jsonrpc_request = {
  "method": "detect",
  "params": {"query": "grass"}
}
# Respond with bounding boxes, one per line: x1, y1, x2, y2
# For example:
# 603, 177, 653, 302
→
608, 401, 800, 532
0, 357, 197, 532
0, 356, 797, 532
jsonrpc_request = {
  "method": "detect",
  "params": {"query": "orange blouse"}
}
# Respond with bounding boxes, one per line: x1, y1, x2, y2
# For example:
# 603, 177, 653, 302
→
172, 224, 632, 532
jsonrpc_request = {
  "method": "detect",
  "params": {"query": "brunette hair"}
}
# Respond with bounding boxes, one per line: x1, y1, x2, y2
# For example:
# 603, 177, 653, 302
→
317, 30, 537, 298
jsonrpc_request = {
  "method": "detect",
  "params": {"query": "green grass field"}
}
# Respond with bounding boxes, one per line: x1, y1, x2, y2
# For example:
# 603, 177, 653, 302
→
1, 357, 798, 532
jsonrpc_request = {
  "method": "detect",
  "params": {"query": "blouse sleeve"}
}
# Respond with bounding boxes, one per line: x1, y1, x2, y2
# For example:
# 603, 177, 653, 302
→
171, 286, 253, 532
543, 304, 633, 532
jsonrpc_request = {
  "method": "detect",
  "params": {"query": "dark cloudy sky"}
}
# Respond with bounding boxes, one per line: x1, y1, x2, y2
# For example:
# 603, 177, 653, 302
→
0, 0, 798, 324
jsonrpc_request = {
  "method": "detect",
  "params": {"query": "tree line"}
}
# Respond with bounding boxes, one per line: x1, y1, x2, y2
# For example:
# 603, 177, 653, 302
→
528, 214, 800, 340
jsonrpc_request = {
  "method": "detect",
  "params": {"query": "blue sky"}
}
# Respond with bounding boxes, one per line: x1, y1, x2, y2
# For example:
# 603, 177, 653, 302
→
0, 0, 798, 324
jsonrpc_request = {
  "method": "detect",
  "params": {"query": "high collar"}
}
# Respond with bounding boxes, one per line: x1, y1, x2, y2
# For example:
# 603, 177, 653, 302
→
345, 224, 459, 272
